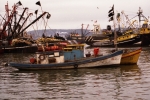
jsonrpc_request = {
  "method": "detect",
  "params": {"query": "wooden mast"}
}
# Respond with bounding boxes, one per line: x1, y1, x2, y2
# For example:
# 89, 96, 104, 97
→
113, 15, 118, 50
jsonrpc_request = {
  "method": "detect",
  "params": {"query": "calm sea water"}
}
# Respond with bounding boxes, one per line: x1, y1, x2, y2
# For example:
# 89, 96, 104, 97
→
0, 47, 150, 100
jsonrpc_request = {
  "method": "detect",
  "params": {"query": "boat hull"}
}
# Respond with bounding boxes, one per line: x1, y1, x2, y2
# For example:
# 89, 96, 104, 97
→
120, 48, 142, 64
117, 35, 141, 47
2, 45, 38, 53
88, 34, 141, 47
9, 50, 123, 70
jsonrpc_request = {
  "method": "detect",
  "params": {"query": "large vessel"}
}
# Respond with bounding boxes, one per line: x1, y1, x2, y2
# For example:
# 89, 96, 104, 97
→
85, 24, 141, 47
0, 1, 50, 53
87, 8, 148, 47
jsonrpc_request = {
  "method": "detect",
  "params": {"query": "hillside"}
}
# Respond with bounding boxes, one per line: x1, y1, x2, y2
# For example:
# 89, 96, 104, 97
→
28, 29, 91, 39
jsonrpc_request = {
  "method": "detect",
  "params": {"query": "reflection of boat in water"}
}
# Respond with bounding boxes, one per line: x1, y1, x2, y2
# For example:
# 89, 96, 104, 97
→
121, 48, 142, 64
13, 64, 140, 84
120, 64, 140, 73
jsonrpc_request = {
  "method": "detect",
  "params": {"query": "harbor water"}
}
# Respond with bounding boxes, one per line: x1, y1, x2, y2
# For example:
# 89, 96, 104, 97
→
0, 47, 150, 100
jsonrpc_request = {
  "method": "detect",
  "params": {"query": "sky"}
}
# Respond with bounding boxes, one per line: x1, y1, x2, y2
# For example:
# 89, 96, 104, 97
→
0, 0, 150, 31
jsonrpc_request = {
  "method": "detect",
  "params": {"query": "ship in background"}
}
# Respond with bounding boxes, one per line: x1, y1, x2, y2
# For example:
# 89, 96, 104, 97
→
86, 7, 150, 47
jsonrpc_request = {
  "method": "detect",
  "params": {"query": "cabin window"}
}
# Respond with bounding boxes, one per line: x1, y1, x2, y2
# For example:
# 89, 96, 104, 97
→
54, 52, 59, 57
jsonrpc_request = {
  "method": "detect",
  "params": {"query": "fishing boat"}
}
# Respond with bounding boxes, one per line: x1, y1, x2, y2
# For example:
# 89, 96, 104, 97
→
107, 5, 142, 64
116, 29, 141, 47
120, 48, 142, 64
9, 45, 123, 70
0, 1, 50, 53
86, 8, 145, 47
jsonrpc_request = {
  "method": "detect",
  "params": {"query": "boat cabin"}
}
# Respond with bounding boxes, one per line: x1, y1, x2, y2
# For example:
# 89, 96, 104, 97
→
140, 22, 150, 34
33, 43, 85, 64
36, 50, 64, 64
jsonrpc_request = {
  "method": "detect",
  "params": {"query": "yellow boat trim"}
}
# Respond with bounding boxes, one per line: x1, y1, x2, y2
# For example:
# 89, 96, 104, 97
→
122, 48, 142, 58
121, 48, 142, 64
117, 34, 138, 42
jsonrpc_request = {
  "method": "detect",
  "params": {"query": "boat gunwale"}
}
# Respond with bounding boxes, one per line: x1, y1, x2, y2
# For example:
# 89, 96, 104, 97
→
122, 48, 142, 58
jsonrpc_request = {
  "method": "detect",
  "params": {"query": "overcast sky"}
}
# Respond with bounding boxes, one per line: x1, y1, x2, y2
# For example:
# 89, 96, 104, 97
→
0, 0, 149, 31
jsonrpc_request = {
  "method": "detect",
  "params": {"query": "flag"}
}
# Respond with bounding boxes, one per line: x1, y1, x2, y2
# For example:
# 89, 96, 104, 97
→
109, 16, 113, 22
46, 13, 51, 19
108, 5, 114, 22
16, 1, 22, 6
108, 12, 114, 17
35, 10, 38, 14
108, 5, 114, 13
36, 1, 41, 6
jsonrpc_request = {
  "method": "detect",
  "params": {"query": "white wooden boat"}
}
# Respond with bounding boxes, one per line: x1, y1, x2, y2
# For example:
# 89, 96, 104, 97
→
9, 49, 123, 70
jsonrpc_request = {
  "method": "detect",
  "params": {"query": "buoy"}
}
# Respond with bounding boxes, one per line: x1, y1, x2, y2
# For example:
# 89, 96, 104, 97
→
30, 58, 36, 64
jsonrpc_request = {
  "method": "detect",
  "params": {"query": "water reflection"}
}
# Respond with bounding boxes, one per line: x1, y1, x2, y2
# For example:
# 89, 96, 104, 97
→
120, 64, 140, 73
0, 64, 149, 99
6, 64, 142, 100
15, 66, 140, 83
0, 53, 34, 65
